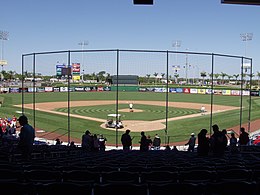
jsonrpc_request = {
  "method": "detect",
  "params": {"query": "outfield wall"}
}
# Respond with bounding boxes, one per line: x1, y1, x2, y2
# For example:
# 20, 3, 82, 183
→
1, 86, 258, 96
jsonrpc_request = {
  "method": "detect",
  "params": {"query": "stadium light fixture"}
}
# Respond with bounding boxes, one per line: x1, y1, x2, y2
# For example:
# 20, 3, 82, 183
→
240, 33, 253, 57
0, 30, 9, 71
78, 40, 89, 81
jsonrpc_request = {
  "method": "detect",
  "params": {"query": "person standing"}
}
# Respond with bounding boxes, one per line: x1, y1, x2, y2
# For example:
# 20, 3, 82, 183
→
139, 131, 149, 151
121, 129, 132, 151
238, 127, 250, 146
81, 130, 93, 152
197, 129, 209, 156
152, 134, 161, 150
98, 134, 107, 151
229, 132, 238, 153
17, 115, 35, 161
185, 133, 196, 152
129, 102, 133, 112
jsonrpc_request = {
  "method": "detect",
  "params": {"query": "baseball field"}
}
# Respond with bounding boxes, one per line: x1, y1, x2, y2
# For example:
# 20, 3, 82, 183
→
1, 91, 260, 145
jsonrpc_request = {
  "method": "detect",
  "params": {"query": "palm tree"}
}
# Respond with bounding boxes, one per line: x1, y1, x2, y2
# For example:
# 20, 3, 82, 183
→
146, 74, 150, 84
153, 72, 158, 84
227, 75, 233, 83
174, 74, 179, 84
200, 71, 207, 85
213, 73, 220, 85
220, 72, 227, 85
233, 74, 239, 85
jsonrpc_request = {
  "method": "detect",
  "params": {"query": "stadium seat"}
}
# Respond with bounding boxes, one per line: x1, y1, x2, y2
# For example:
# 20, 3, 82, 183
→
62, 170, 101, 184
93, 183, 148, 195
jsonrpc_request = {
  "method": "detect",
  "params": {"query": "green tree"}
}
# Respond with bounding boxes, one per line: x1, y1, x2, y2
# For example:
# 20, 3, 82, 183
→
233, 74, 240, 85
220, 72, 227, 84
200, 71, 207, 85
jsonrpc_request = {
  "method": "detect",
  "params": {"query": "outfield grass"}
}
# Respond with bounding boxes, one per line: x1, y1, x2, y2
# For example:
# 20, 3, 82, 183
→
0, 91, 259, 145
55, 104, 200, 121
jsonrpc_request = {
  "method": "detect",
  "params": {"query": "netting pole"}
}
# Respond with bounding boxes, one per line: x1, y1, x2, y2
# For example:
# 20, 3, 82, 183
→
165, 50, 169, 145
209, 54, 214, 136
115, 49, 119, 148
33, 53, 36, 129
248, 58, 253, 133
21, 55, 24, 114
67, 50, 71, 144
239, 57, 244, 131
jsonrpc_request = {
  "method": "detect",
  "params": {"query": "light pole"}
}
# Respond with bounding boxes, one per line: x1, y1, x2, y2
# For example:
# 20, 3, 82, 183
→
185, 48, 189, 84
240, 33, 253, 57
78, 40, 89, 81
0, 30, 9, 71
172, 40, 181, 83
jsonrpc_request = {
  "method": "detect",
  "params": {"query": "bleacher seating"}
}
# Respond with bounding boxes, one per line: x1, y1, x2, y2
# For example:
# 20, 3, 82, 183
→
0, 143, 260, 194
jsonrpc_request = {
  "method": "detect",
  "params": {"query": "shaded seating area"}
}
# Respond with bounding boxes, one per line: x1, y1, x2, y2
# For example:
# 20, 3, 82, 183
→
0, 143, 260, 194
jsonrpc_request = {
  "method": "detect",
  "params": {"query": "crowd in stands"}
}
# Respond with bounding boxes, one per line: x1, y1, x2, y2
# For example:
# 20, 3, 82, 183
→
0, 115, 260, 194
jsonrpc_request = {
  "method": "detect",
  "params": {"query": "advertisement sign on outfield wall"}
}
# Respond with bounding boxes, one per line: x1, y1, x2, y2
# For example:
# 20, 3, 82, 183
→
169, 88, 177, 93
242, 90, 250, 96
176, 88, 183, 93
103, 87, 111, 91
222, 90, 231, 95
74, 87, 84, 92
190, 88, 198, 94
19, 88, 28, 93
37, 88, 45, 92
53, 87, 60, 92
214, 90, 222, 95
198, 89, 206, 94
97, 86, 104, 91
183, 88, 190, 93
154, 88, 167, 92
60, 87, 68, 92
206, 89, 213, 94
44, 87, 53, 92
10, 88, 20, 93
250, 90, 259, 96
28, 87, 36, 93
231, 90, 241, 96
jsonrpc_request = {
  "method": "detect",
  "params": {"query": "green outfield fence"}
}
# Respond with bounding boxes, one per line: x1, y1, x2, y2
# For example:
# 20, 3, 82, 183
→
21, 49, 253, 146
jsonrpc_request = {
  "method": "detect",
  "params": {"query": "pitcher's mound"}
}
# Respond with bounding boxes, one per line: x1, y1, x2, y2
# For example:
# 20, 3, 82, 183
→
118, 108, 143, 112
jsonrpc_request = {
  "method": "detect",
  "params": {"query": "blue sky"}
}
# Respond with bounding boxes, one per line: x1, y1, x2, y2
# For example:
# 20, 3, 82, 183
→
1, 0, 259, 77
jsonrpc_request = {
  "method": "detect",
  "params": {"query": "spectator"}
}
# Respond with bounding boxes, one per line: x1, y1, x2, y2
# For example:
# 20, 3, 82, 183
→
229, 132, 238, 153
147, 135, 153, 150
69, 141, 76, 148
238, 127, 249, 146
172, 146, 179, 152
81, 130, 93, 152
17, 115, 35, 161
152, 134, 161, 150
210, 124, 226, 156
98, 134, 107, 151
197, 128, 209, 156
222, 129, 228, 150
139, 131, 149, 151
121, 129, 132, 151
165, 145, 171, 151
185, 133, 196, 152
55, 138, 62, 145
92, 134, 99, 152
